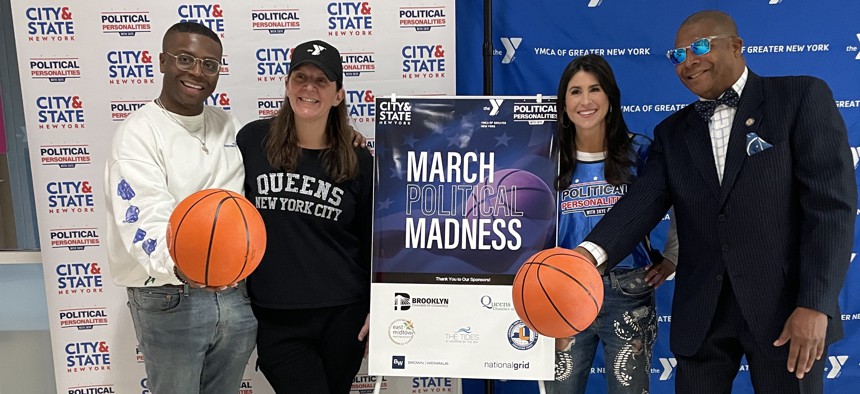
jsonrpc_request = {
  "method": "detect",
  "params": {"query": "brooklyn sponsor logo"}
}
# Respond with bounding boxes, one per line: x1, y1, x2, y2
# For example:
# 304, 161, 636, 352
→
512, 101, 556, 125
30, 57, 80, 82
46, 180, 95, 214
66, 384, 116, 394
401, 44, 446, 79
399, 5, 447, 31
56, 262, 104, 295
388, 319, 415, 345
480, 295, 514, 311
40, 144, 91, 168
507, 320, 538, 350
100, 10, 151, 36
65, 340, 111, 373
251, 8, 301, 34
483, 360, 530, 370
393, 292, 449, 310
256, 47, 292, 82
110, 100, 148, 122
25, 6, 76, 42
205, 92, 232, 111
377, 100, 411, 126
49, 227, 100, 250
59, 307, 108, 330
341, 51, 375, 77
257, 97, 284, 118
327, 2, 373, 37
36, 95, 85, 130
347, 89, 375, 124
107, 49, 155, 85
444, 326, 479, 344
178, 4, 225, 38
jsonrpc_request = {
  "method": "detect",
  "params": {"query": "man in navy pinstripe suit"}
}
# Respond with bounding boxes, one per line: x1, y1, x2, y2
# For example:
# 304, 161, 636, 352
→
576, 10, 856, 393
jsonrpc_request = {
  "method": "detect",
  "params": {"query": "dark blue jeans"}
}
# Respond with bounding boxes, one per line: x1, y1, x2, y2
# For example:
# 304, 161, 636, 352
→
546, 267, 657, 394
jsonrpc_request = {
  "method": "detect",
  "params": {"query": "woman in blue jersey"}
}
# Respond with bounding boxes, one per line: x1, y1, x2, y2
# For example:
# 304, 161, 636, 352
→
546, 54, 678, 394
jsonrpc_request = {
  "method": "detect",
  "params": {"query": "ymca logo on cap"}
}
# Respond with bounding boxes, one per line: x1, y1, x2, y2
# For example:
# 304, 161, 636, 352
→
291, 40, 343, 86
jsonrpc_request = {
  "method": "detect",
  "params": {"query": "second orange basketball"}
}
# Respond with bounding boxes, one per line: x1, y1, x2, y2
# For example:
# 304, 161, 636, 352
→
512, 247, 604, 338
167, 189, 267, 287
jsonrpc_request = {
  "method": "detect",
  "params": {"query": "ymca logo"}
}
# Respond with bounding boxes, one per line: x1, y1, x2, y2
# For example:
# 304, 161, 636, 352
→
310, 44, 326, 56
769, 0, 783, 4
500, 37, 521, 64
827, 355, 848, 379
658, 357, 677, 380
587, 0, 603, 7
851, 147, 860, 169
488, 99, 504, 116
855, 34, 860, 60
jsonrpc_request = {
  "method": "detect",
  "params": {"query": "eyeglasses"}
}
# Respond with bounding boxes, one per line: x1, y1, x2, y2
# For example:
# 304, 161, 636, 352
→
666, 35, 732, 65
163, 51, 221, 76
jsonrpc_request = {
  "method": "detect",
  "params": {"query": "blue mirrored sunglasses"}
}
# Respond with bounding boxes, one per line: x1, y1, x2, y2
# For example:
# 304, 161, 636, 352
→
666, 35, 732, 65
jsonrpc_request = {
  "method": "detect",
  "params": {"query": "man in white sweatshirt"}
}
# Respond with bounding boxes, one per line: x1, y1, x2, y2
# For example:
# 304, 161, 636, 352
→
104, 22, 255, 394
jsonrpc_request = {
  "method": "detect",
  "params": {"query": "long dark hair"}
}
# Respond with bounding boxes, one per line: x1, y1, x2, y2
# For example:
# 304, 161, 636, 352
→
555, 54, 634, 190
265, 76, 357, 182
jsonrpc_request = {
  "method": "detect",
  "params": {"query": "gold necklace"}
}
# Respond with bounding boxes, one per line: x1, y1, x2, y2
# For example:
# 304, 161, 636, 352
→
154, 98, 209, 154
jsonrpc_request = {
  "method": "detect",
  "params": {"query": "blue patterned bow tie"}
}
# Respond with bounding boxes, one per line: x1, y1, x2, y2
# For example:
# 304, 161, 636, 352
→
694, 89, 740, 120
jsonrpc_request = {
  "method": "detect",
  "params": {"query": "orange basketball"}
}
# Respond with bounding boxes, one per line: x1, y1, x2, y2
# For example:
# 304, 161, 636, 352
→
167, 189, 266, 287
511, 247, 604, 338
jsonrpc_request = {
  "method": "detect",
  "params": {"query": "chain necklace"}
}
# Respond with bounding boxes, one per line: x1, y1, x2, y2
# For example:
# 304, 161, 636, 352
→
154, 98, 209, 154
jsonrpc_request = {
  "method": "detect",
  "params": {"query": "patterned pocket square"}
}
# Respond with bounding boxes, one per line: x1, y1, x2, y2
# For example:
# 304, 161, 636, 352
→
746, 132, 773, 156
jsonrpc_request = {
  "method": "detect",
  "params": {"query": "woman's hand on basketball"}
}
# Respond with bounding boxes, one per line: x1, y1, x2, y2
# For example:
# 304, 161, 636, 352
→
358, 313, 370, 357
644, 258, 676, 288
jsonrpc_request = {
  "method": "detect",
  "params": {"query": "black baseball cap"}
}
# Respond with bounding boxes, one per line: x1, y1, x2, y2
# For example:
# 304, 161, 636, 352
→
291, 40, 343, 88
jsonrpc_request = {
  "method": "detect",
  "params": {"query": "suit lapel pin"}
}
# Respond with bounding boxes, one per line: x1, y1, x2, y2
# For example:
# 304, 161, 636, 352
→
745, 118, 755, 127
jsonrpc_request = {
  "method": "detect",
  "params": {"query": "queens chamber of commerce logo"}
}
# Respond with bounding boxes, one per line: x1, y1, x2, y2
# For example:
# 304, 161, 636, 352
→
507, 320, 538, 350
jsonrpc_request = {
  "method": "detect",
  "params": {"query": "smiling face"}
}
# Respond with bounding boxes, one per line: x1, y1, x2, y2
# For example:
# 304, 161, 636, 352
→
286, 63, 344, 125
158, 32, 221, 116
674, 19, 745, 99
564, 70, 609, 136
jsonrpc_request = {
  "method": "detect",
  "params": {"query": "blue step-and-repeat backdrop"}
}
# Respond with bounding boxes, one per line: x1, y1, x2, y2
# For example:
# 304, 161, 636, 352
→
455, 0, 860, 393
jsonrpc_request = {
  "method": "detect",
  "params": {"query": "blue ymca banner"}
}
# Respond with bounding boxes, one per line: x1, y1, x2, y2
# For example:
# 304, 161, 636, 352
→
455, 0, 860, 392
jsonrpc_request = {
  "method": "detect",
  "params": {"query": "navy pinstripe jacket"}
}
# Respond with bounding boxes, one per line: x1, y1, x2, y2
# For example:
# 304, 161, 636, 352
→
585, 71, 856, 356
